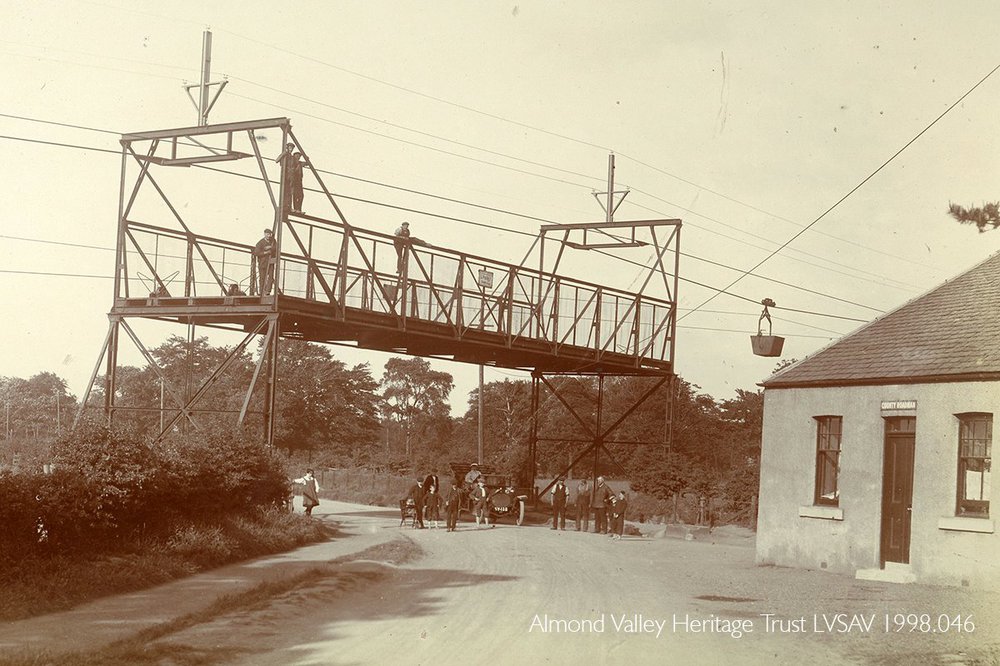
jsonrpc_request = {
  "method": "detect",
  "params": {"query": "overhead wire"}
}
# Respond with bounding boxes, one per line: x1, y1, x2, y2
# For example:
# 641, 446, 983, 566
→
227, 75, 924, 294
2, 44, 925, 298
5, 19, 965, 303
624, 187, 919, 293
616, 152, 950, 275
228, 91, 598, 190
218, 94, 899, 309
678, 59, 1000, 323
211, 27, 958, 281
0, 126, 861, 332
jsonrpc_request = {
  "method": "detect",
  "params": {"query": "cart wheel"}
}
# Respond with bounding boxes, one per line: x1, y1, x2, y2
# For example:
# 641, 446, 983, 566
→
516, 499, 525, 526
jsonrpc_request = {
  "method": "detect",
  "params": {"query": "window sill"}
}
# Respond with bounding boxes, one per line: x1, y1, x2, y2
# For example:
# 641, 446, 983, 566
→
799, 505, 844, 521
937, 516, 994, 534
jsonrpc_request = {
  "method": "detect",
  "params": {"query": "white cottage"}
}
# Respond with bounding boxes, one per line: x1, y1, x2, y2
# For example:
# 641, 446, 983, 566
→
756, 251, 999, 589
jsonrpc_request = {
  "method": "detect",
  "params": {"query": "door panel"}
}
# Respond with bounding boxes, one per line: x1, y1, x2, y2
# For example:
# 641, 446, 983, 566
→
880, 417, 915, 565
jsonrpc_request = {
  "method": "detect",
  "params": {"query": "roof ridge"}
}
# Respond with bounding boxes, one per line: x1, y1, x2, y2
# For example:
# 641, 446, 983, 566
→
762, 247, 1000, 388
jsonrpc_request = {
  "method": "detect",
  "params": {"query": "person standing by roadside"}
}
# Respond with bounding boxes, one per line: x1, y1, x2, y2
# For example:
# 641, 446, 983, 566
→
590, 476, 612, 534
424, 485, 442, 529
471, 477, 492, 529
406, 478, 426, 529
574, 478, 591, 532
611, 490, 629, 540
291, 469, 321, 516
445, 482, 461, 532
550, 478, 568, 530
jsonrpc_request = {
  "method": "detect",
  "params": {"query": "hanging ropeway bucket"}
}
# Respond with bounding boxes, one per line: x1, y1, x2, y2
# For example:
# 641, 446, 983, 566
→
750, 298, 784, 357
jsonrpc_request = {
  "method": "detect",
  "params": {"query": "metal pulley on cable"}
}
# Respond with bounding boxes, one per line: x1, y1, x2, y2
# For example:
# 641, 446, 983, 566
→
750, 298, 785, 357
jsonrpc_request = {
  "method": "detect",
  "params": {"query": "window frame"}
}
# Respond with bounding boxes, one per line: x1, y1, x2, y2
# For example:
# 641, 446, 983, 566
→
956, 412, 991, 518
814, 415, 843, 507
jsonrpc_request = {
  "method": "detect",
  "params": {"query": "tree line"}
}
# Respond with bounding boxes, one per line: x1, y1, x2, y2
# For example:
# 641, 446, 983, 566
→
2, 337, 769, 513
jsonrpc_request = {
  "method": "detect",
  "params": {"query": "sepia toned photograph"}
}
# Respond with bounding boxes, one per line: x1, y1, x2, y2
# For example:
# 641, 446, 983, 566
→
0, 2, 997, 664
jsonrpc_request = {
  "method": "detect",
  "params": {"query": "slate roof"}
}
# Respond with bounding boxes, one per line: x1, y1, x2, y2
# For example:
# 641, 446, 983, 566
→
762, 250, 1000, 388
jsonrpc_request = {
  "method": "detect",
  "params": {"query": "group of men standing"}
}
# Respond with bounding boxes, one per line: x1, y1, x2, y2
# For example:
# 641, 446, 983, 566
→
403, 464, 497, 531
550, 475, 629, 540
404, 473, 476, 532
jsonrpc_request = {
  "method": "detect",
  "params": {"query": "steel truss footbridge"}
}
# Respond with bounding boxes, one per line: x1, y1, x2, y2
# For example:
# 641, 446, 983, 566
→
76, 118, 681, 492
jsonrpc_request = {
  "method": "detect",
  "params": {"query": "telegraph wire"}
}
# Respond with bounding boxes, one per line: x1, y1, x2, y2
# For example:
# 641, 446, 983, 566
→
228, 76, 603, 184
0, 128, 869, 329
679, 59, 1000, 323
1, 48, 184, 83
222, 94, 913, 301
0, 128, 868, 329
0, 133, 118, 155
0, 112, 120, 136
617, 153, 949, 275
0, 269, 110, 279
0, 38, 200, 76
624, 187, 919, 293
214, 31, 957, 280
225, 92, 920, 297
217, 29, 613, 154
228, 91, 598, 191
226, 75, 926, 292
0, 61, 927, 298
6, 23, 965, 284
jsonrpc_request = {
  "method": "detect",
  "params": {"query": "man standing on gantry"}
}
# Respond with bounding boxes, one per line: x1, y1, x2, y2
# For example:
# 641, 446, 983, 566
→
393, 221, 411, 273
275, 142, 307, 212
253, 228, 276, 296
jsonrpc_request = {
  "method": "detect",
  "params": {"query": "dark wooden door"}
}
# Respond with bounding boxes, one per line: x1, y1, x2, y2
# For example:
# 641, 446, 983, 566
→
880, 417, 916, 565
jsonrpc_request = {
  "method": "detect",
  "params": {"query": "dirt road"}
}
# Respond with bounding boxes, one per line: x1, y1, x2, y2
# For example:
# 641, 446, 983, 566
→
146, 502, 998, 665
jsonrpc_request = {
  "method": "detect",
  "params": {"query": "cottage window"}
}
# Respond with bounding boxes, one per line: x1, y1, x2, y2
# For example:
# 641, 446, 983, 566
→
814, 416, 842, 506
956, 413, 991, 517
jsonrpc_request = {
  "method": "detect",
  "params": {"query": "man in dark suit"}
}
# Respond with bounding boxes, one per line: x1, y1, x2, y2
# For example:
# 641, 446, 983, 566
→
406, 478, 425, 528
590, 476, 612, 534
550, 478, 568, 530
445, 482, 462, 532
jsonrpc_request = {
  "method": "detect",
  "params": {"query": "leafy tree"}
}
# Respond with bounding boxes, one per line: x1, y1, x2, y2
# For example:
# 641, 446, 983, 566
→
0, 372, 78, 469
948, 201, 1000, 233
379, 357, 453, 464
455, 378, 532, 478
89, 335, 255, 438
274, 340, 380, 465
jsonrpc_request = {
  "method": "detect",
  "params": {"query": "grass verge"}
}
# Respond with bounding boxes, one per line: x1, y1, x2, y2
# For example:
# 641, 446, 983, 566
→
0, 537, 421, 666
0, 507, 329, 623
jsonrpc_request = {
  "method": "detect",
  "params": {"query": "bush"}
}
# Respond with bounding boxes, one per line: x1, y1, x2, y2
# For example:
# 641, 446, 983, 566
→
165, 524, 233, 566
5, 424, 293, 559
0, 471, 42, 562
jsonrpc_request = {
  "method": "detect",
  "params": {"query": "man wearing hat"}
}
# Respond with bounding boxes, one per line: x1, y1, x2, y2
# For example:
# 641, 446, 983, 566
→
405, 478, 426, 528
253, 228, 276, 296
274, 142, 307, 212
550, 478, 568, 530
393, 222, 411, 273
471, 477, 492, 528
590, 475, 613, 534
464, 462, 482, 490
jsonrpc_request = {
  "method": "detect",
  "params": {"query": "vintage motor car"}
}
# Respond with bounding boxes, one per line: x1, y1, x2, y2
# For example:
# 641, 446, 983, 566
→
449, 462, 527, 526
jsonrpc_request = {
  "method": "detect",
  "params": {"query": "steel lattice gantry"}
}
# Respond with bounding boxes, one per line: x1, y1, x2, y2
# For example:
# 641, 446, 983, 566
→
75, 118, 681, 477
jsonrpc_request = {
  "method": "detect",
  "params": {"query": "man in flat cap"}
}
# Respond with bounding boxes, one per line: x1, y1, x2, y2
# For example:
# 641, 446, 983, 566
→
253, 228, 276, 296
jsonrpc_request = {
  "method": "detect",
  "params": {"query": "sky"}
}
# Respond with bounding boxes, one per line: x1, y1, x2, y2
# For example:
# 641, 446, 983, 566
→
3, 0, 1000, 414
